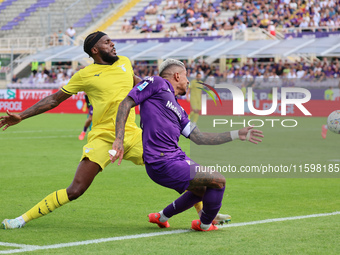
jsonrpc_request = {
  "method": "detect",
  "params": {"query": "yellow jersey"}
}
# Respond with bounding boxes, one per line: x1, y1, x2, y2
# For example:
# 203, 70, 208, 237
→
189, 78, 203, 110
61, 56, 138, 131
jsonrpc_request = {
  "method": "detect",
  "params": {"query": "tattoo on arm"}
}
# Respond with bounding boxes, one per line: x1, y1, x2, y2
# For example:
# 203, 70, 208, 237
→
189, 126, 232, 145
20, 90, 71, 120
115, 96, 136, 142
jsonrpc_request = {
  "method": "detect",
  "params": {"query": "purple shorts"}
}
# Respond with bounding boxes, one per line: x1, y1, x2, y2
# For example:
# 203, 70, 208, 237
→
145, 155, 199, 194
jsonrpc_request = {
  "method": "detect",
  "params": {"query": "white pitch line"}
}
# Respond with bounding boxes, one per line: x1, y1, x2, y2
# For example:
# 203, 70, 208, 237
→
0, 242, 39, 249
0, 211, 339, 254
0, 135, 77, 140
2, 129, 78, 134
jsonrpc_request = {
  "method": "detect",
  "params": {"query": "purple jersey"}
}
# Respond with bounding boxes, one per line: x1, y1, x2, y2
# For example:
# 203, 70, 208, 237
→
128, 76, 196, 164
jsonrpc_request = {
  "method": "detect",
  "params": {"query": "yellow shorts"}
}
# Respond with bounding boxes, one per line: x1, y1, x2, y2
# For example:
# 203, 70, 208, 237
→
81, 127, 143, 170
190, 98, 201, 110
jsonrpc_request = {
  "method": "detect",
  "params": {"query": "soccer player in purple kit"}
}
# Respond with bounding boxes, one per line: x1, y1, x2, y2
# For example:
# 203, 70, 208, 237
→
111, 59, 264, 231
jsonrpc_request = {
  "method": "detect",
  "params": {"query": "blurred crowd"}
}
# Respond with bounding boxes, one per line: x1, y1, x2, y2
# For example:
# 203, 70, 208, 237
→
127, 56, 340, 87
11, 57, 340, 88
121, 0, 340, 37
12, 63, 78, 88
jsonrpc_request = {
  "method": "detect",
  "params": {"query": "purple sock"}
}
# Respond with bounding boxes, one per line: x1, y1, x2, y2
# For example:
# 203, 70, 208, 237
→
83, 126, 88, 132
200, 186, 225, 225
163, 191, 202, 218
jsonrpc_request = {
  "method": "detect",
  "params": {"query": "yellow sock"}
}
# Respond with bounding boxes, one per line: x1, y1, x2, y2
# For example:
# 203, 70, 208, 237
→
22, 189, 70, 223
189, 111, 193, 120
194, 201, 203, 214
192, 113, 199, 123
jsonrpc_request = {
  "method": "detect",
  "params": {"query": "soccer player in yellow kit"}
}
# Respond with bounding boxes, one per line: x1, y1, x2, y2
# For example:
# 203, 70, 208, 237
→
0, 31, 229, 229
0, 31, 143, 229
188, 72, 203, 125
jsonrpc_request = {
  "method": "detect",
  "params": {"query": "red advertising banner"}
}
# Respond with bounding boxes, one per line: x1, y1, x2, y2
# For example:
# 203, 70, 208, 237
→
0, 89, 338, 116
0, 89, 88, 113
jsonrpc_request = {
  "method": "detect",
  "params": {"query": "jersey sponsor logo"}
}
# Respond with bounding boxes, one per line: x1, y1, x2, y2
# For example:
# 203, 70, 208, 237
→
94, 72, 102, 77
137, 81, 149, 91
166, 100, 182, 119
117, 64, 126, 72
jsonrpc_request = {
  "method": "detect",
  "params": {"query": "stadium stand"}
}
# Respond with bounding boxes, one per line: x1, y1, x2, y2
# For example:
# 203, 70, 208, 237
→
73, 0, 124, 29
0, 0, 123, 38
2, 0, 340, 90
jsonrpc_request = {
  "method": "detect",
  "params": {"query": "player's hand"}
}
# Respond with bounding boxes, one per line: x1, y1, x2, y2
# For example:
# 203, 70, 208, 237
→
239, 126, 264, 144
0, 110, 22, 131
110, 140, 124, 166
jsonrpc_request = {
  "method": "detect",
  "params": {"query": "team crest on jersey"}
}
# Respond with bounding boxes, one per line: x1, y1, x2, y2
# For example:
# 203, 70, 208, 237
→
117, 64, 126, 72
137, 81, 149, 91
146, 76, 154, 82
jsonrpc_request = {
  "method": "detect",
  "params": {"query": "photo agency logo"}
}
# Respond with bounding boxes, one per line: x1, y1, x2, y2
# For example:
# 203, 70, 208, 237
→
197, 81, 223, 106
199, 83, 312, 128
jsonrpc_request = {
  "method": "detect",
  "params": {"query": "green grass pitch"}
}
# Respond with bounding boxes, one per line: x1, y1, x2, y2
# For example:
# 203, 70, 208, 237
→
0, 113, 339, 254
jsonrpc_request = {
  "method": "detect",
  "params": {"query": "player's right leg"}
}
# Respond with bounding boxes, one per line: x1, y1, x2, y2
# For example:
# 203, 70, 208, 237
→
1, 158, 100, 229
193, 201, 231, 225
187, 171, 226, 231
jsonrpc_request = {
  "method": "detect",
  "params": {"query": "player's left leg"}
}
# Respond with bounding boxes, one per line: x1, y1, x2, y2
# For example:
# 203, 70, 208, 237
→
1, 158, 100, 229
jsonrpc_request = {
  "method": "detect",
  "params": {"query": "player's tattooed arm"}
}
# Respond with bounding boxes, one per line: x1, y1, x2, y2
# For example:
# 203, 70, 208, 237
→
20, 90, 71, 120
189, 126, 232, 145
133, 75, 142, 87
115, 96, 136, 142
190, 126, 264, 145
0, 90, 71, 131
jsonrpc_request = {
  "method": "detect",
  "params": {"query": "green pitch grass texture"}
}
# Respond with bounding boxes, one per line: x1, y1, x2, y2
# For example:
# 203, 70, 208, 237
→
0, 113, 339, 254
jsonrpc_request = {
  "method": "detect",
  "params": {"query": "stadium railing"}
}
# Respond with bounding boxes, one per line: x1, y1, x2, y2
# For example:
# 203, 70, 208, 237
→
0, 35, 73, 54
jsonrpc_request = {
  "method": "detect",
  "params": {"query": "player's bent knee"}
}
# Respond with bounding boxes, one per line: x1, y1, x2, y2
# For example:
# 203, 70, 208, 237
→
66, 186, 87, 201
212, 172, 226, 189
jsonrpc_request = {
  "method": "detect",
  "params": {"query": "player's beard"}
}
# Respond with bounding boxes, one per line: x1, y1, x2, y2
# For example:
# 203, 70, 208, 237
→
101, 52, 119, 64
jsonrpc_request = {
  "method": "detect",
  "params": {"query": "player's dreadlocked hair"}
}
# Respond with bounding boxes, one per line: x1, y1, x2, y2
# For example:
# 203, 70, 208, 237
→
159, 59, 186, 77
83, 31, 106, 57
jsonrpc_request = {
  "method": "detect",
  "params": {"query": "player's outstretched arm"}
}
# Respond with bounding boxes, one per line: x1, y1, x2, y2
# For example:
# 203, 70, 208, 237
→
0, 90, 71, 131
190, 126, 264, 145
111, 96, 136, 165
